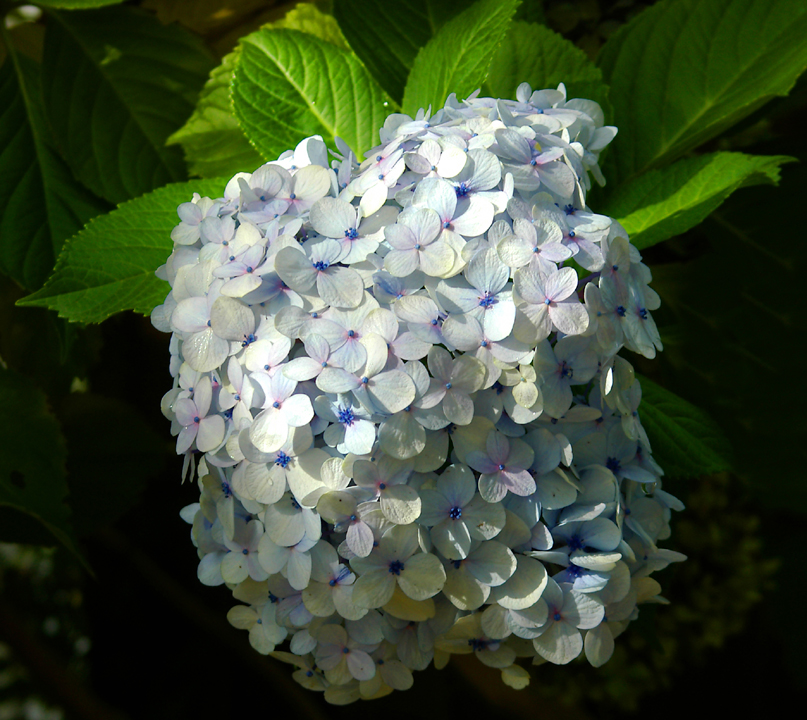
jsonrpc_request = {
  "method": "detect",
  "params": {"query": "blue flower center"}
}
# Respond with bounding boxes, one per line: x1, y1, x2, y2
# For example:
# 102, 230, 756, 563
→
345, 228, 359, 239
241, 333, 257, 347
478, 291, 496, 309
449, 506, 462, 520
455, 182, 470, 197
338, 406, 355, 426
313, 261, 329, 271
606, 457, 621, 473
616, 305, 626, 317
221, 482, 232, 499
275, 451, 291, 468
388, 559, 405, 575
564, 204, 577, 215
468, 638, 488, 652
567, 534, 584, 552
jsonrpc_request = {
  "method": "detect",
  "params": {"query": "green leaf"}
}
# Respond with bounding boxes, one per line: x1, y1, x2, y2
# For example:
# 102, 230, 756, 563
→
233, 28, 395, 161
402, 0, 520, 116
333, 0, 460, 103
637, 374, 733, 479
604, 152, 793, 250
597, 0, 807, 185
483, 20, 610, 113
41, 5, 215, 205
168, 3, 348, 180
17, 178, 227, 323
273, 2, 349, 50
0, 367, 84, 563
167, 47, 264, 179
0, 50, 108, 291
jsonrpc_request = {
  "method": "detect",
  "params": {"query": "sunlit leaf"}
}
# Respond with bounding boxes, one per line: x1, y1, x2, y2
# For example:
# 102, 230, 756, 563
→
168, 3, 349, 179
606, 152, 792, 249
233, 27, 394, 160
17, 178, 226, 323
333, 0, 459, 103
402, 0, 520, 116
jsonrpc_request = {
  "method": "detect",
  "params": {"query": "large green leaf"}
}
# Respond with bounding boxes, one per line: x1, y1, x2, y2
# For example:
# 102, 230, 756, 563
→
41, 6, 215, 205
17, 178, 227, 323
167, 3, 347, 179
597, 0, 807, 185
333, 0, 460, 103
0, 367, 84, 562
483, 20, 610, 112
233, 28, 394, 161
402, 0, 520, 116
638, 375, 733, 480
604, 152, 792, 250
0, 51, 108, 291
167, 47, 264, 179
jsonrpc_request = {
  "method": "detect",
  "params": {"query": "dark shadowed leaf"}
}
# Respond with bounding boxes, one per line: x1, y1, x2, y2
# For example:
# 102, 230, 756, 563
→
597, 0, 807, 185
42, 6, 215, 204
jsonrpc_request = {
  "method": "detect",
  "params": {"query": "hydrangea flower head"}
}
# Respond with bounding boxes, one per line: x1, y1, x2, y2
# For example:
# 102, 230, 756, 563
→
157, 83, 684, 701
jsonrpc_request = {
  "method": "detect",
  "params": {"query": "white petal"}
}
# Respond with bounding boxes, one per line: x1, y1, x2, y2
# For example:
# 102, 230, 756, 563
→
380, 484, 421, 525
397, 553, 446, 600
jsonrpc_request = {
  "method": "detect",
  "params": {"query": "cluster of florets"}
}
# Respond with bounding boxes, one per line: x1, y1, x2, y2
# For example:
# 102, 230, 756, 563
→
153, 82, 685, 704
